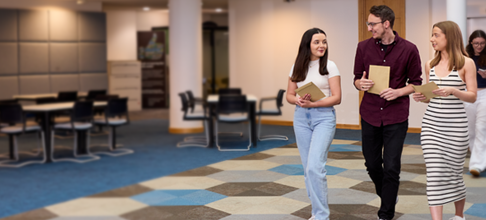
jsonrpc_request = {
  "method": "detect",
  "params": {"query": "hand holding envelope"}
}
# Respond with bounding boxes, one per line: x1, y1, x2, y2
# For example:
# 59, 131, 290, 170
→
367, 65, 390, 95
412, 82, 440, 102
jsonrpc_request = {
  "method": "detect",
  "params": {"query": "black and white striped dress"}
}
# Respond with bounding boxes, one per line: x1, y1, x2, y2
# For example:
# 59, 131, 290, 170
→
421, 67, 469, 206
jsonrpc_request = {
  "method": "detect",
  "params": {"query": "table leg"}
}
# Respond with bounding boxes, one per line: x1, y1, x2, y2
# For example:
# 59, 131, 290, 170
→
9, 135, 15, 159
207, 104, 215, 147
77, 130, 87, 154
41, 112, 53, 163
249, 102, 257, 147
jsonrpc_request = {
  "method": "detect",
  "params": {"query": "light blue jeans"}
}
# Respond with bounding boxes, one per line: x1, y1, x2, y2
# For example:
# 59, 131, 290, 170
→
293, 105, 336, 220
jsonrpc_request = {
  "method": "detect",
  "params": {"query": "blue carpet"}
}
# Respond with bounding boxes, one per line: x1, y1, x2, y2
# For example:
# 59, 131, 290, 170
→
0, 119, 420, 218
0, 119, 295, 218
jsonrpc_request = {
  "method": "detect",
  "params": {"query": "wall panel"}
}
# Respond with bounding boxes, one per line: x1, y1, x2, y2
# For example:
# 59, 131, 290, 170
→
19, 9, 48, 41
0, 43, 18, 74
19, 43, 49, 74
50, 43, 78, 73
51, 74, 79, 92
0, 8, 107, 96
0, 9, 18, 41
0, 76, 19, 100
19, 75, 50, 94
49, 10, 78, 41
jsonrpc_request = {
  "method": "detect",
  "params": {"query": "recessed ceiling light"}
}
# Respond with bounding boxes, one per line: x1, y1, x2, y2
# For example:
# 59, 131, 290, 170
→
76, 0, 84, 4
143, 7, 150, 11
215, 8, 223, 12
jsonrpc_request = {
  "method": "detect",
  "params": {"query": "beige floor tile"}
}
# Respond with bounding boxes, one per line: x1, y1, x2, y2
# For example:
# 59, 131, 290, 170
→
139, 176, 225, 189
367, 196, 473, 214
327, 159, 366, 170
410, 174, 428, 184
208, 160, 281, 171
331, 139, 360, 145
464, 174, 486, 187
402, 147, 424, 155
274, 176, 306, 189
46, 198, 147, 216
328, 176, 363, 189
262, 148, 301, 156
206, 196, 308, 214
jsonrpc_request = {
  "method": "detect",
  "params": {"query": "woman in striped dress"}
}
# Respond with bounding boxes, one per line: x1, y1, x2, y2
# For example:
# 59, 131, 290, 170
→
413, 21, 477, 220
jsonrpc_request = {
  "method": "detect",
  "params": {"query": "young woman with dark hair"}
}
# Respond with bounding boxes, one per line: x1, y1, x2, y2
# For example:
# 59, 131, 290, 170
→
464, 29, 486, 177
286, 28, 341, 220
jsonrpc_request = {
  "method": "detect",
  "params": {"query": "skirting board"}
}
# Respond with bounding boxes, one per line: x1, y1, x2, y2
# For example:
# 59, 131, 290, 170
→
260, 120, 422, 134
169, 127, 204, 134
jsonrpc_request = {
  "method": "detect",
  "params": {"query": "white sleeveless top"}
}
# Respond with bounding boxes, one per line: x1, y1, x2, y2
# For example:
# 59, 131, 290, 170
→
289, 59, 340, 98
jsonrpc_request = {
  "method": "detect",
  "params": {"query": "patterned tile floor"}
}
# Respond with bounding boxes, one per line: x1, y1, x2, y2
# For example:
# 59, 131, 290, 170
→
4, 140, 486, 220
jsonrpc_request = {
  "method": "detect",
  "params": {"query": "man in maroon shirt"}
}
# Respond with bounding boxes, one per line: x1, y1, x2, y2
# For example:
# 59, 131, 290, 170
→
353, 5, 422, 220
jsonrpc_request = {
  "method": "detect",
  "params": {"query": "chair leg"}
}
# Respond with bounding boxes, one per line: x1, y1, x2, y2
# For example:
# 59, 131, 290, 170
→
215, 119, 251, 151
50, 129, 100, 163
0, 132, 47, 168
257, 115, 288, 141
177, 120, 210, 148
91, 126, 133, 157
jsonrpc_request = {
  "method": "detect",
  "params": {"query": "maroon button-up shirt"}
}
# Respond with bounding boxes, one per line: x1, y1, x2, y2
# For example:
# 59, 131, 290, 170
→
353, 32, 422, 127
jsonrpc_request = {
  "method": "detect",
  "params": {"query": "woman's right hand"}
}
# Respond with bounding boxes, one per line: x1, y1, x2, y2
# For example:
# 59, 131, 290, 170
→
412, 92, 426, 102
478, 69, 486, 79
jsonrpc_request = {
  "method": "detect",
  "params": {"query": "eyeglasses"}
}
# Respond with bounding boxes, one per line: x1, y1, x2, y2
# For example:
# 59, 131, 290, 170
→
472, 42, 486, 47
366, 21, 383, 27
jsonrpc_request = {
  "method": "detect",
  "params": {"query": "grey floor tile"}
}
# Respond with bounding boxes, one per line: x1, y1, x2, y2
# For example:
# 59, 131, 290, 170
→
264, 155, 302, 165
282, 188, 311, 203
328, 188, 378, 204
466, 187, 486, 203
207, 170, 288, 182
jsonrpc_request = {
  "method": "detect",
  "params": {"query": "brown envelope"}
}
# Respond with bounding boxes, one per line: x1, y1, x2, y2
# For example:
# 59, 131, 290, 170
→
295, 81, 326, 102
412, 82, 439, 100
368, 65, 390, 95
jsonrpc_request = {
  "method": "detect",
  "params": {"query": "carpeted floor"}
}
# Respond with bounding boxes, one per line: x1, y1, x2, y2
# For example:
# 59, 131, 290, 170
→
0, 114, 484, 220
3, 139, 486, 220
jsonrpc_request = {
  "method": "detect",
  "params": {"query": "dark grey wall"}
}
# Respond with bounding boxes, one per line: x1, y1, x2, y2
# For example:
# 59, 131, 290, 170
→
0, 8, 107, 99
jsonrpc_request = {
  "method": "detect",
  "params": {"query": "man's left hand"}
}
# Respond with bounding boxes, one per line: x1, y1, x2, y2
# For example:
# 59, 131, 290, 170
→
379, 88, 401, 101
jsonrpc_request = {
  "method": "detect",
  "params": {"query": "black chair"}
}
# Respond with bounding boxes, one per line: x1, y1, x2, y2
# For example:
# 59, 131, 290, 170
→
214, 95, 251, 151
85, 90, 107, 101
57, 91, 78, 102
94, 94, 119, 101
256, 89, 288, 141
92, 98, 133, 156
176, 93, 210, 148
0, 103, 47, 167
218, 88, 242, 95
0, 99, 18, 127
185, 90, 205, 113
51, 101, 100, 163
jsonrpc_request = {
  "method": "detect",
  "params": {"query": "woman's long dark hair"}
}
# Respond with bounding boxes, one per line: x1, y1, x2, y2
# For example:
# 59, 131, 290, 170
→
290, 28, 329, 82
466, 29, 486, 68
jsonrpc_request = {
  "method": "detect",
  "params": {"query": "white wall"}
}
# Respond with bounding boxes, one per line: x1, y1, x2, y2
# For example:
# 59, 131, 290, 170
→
136, 10, 169, 31
106, 10, 170, 61
106, 11, 137, 61
229, 0, 360, 125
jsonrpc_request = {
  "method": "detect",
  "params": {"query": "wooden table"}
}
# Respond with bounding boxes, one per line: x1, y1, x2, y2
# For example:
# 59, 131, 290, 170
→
207, 94, 258, 147
22, 101, 106, 163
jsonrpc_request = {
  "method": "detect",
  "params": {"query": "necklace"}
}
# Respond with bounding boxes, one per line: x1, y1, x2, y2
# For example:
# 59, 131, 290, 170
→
309, 61, 319, 68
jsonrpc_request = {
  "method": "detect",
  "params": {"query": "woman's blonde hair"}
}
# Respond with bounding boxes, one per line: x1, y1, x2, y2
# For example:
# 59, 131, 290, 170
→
430, 21, 468, 71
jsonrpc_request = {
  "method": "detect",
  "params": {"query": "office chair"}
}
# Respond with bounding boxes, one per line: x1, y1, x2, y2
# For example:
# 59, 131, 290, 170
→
214, 94, 251, 151
177, 93, 210, 147
256, 89, 288, 141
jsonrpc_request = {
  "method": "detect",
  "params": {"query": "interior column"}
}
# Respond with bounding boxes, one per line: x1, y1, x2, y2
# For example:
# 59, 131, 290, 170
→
168, 0, 203, 134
